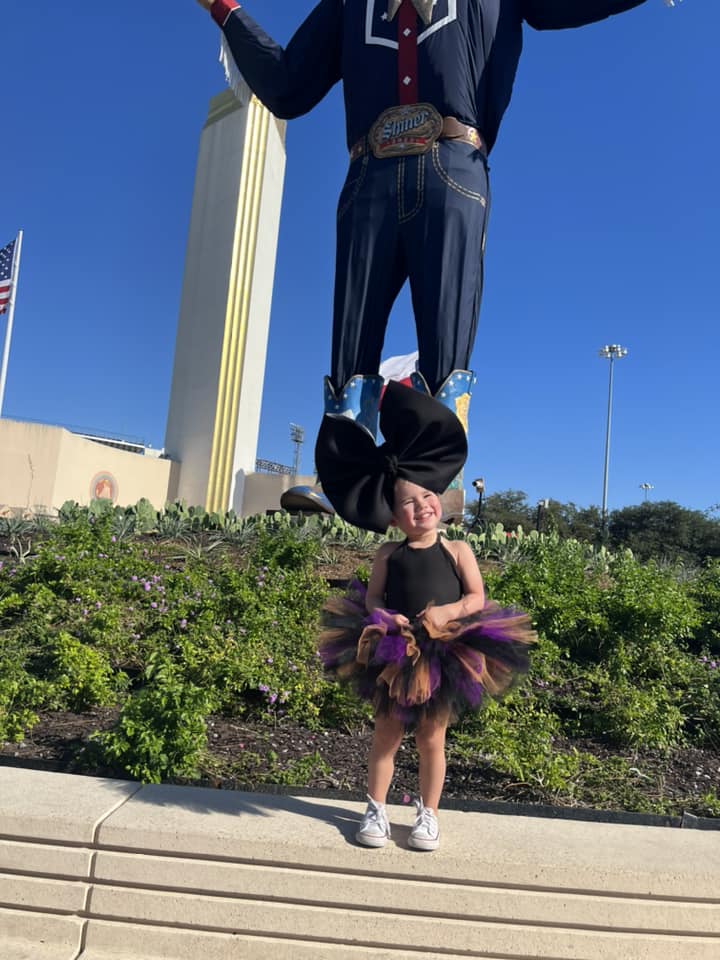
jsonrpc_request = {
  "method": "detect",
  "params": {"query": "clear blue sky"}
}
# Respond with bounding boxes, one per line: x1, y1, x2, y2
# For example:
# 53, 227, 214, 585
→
1, 2, 716, 513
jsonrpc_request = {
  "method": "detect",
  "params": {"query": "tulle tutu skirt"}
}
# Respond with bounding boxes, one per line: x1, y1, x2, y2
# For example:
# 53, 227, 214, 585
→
318, 582, 536, 727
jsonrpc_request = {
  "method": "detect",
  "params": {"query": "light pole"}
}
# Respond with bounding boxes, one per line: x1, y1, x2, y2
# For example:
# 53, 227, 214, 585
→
639, 482, 654, 501
598, 344, 628, 532
290, 423, 305, 481
536, 498, 549, 533
471, 477, 485, 528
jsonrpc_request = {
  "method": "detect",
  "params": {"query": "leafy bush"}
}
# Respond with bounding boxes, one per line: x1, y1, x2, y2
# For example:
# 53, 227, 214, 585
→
93, 656, 214, 783
3, 507, 720, 806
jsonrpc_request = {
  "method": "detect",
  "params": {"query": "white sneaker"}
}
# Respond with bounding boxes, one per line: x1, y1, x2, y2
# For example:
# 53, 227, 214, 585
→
408, 798, 440, 851
355, 795, 391, 847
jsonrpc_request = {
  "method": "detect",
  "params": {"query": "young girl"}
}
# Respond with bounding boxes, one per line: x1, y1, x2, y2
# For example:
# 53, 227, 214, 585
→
316, 382, 535, 850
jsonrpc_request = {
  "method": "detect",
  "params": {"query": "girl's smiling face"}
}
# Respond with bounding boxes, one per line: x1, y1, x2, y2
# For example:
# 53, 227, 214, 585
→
392, 479, 442, 535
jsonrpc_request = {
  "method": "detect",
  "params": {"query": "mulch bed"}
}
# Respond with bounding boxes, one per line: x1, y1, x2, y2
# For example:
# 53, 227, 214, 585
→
2, 709, 719, 822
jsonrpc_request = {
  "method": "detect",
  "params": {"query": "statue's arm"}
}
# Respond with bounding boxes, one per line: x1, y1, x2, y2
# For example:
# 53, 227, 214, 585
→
522, 0, 647, 30
206, 0, 342, 118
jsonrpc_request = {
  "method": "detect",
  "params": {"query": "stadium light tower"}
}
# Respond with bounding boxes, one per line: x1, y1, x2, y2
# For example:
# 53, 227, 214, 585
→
598, 345, 628, 531
639, 482, 654, 501
290, 423, 305, 480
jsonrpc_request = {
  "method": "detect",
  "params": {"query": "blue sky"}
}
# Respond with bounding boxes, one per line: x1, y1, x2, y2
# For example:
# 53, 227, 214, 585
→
1, 2, 716, 513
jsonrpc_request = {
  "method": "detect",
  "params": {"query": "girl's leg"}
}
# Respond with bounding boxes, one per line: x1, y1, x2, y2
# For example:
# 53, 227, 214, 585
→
414, 711, 450, 811
367, 712, 406, 803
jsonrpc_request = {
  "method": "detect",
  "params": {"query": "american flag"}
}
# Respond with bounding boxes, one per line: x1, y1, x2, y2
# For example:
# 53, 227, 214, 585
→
0, 239, 17, 315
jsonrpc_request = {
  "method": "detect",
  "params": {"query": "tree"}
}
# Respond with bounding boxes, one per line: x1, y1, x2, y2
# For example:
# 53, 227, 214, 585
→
608, 501, 720, 564
465, 489, 533, 531
542, 501, 603, 543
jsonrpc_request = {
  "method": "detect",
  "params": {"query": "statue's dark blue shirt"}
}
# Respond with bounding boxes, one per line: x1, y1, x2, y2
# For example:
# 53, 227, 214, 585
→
218, 0, 646, 153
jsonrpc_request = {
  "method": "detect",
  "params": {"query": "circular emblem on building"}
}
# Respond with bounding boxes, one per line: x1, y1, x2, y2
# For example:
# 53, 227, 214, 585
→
90, 472, 118, 503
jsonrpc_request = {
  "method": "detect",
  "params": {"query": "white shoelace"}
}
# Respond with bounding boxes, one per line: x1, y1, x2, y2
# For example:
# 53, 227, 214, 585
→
413, 803, 438, 835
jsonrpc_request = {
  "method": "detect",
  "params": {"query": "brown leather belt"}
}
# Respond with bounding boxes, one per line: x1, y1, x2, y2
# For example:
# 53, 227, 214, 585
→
350, 116, 485, 162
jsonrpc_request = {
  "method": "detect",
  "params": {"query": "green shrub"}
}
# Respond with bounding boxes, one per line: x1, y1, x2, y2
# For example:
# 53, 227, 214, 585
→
454, 695, 581, 794
44, 631, 118, 712
687, 560, 720, 654
94, 656, 214, 783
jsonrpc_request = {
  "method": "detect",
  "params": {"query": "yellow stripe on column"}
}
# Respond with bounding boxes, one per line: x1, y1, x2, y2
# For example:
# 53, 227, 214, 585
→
218, 104, 270, 509
205, 98, 270, 514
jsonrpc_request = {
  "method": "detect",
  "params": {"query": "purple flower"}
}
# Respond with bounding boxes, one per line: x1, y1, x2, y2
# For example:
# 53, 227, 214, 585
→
258, 684, 269, 693
179, 619, 188, 629
266, 657, 274, 665
131, 575, 138, 582
95, 601, 102, 609
268, 693, 278, 704
111, 536, 117, 543
143, 583, 151, 592
151, 602, 158, 609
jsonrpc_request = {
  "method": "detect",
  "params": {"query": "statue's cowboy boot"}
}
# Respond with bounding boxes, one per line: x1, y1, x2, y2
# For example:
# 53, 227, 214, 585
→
322, 374, 384, 441
409, 370, 476, 506
408, 370, 475, 431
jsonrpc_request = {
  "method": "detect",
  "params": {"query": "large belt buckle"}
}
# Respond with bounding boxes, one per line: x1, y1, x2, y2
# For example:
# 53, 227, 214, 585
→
369, 103, 443, 159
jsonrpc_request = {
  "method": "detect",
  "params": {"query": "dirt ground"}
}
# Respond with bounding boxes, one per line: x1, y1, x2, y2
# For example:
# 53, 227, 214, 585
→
2, 707, 719, 820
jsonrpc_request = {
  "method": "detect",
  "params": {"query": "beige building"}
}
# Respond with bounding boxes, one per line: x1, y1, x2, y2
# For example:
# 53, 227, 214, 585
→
0, 419, 173, 514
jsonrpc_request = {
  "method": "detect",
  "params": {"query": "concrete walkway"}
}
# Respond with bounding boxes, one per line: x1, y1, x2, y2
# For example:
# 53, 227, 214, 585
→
1, 767, 719, 960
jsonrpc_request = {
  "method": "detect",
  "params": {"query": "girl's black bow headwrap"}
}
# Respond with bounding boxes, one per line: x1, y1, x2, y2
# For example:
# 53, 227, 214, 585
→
315, 381, 468, 533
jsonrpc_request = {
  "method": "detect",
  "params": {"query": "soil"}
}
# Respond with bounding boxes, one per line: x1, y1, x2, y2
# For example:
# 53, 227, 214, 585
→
2, 707, 719, 822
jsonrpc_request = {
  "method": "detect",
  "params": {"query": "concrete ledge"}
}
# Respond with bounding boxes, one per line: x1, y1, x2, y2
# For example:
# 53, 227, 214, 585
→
1, 768, 719, 960
97, 783, 720, 898
0, 768, 141, 844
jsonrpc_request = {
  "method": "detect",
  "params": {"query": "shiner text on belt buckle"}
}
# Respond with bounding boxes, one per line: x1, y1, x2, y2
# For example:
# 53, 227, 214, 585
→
369, 104, 443, 159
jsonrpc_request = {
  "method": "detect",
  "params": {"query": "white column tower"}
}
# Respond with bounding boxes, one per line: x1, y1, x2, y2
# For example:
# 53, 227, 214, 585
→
165, 88, 286, 513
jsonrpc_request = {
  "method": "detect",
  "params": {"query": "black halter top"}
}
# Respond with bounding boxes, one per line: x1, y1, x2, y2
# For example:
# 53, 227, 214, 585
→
384, 537, 463, 619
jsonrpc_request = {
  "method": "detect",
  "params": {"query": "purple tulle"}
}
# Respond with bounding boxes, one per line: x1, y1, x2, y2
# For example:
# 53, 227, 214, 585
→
375, 632, 408, 664
318, 581, 535, 728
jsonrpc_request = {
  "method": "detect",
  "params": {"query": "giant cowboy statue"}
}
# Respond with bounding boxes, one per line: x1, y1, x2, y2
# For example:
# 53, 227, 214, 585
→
194, 0, 653, 528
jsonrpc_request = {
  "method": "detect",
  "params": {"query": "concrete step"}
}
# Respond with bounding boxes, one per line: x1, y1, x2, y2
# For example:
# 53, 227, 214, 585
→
90, 851, 720, 934
0, 907, 83, 960
79, 920, 512, 960
1, 767, 719, 960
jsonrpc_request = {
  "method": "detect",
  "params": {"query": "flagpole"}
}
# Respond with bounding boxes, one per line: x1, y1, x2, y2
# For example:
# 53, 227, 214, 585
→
0, 229, 23, 417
